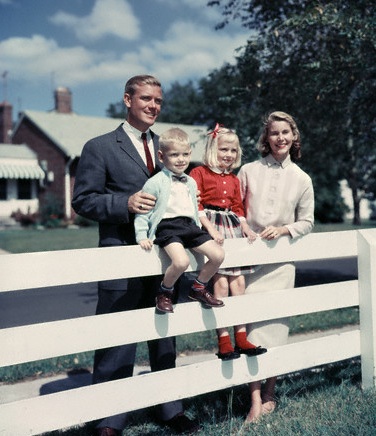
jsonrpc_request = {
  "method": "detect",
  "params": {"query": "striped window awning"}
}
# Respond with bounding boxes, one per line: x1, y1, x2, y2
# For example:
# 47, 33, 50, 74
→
0, 163, 45, 179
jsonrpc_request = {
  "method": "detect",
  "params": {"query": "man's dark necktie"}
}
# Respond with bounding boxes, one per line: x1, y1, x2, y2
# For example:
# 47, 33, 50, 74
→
141, 132, 154, 174
172, 175, 188, 183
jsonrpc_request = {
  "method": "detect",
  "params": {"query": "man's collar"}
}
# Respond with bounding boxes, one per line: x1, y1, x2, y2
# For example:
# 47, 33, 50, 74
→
123, 120, 149, 138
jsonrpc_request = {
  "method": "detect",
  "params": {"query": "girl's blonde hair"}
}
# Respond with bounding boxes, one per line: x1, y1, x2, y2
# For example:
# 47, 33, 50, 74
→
257, 111, 301, 161
203, 125, 242, 170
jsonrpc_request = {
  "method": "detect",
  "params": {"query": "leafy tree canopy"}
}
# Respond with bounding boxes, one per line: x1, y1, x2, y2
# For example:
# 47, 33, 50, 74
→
208, 0, 376, 224
106, 0, 376, 223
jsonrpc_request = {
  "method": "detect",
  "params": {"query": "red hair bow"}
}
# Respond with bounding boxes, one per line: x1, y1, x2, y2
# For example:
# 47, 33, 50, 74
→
207, 123, 223, 138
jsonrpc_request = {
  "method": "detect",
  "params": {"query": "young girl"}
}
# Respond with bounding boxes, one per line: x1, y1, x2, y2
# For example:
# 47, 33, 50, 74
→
190, 124, 267, 360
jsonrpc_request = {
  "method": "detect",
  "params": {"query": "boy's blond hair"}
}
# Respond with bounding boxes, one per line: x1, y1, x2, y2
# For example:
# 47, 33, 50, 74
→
159, 128, 190, 152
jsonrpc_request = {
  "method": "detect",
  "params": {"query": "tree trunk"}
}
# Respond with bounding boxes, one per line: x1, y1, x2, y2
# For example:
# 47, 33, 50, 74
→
346, 129, 362, 226
352, 188, 361, 225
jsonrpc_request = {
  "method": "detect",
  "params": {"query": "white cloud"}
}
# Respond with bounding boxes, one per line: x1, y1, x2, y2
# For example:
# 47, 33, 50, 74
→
155, 0, 225, 26
49, 0, 140, 43
158, 20, 246, 55
139, 21, 249, 82
0, 0, 250, 107
0, 35, 98, 84
0, 16, 249, 89
76, 20, 249, 85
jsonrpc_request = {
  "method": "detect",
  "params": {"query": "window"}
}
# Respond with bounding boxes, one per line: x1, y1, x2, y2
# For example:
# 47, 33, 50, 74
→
0, 179, 7, 200
17, 179, 32, 200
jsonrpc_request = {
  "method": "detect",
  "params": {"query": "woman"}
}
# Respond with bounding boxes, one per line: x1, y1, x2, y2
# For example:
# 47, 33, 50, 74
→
237, 111, 315, 423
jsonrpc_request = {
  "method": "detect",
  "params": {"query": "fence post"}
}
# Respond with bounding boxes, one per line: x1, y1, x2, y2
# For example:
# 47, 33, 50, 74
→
357, 229, 376, 389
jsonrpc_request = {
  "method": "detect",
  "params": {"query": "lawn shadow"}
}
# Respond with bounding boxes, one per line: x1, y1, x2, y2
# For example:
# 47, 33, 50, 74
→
275, 357, 362, 400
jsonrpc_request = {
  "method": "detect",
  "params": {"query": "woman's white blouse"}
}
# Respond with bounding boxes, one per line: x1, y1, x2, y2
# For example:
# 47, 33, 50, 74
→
238, 154, 314, 239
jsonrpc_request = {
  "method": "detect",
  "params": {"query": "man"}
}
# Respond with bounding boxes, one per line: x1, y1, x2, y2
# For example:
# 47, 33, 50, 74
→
72, 75, 199, 436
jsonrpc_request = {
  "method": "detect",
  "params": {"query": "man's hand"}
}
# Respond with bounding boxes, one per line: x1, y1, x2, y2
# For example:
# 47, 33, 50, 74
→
129, 190, 156, 214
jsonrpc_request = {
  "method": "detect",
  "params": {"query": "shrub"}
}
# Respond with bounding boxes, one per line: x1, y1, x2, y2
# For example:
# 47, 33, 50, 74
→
73, 215, 97, 227
11, 208, 39, 227
40, 193, 65, 228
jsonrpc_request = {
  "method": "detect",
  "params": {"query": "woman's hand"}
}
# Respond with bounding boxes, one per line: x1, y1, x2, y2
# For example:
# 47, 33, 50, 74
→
260, 226, 288, 240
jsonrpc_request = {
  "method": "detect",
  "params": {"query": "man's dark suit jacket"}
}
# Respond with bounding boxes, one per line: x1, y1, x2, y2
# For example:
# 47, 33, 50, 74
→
72, 124, 161, 248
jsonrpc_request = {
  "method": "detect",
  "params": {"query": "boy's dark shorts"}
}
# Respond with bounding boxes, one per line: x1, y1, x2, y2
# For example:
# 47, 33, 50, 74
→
154, 216, 212, 249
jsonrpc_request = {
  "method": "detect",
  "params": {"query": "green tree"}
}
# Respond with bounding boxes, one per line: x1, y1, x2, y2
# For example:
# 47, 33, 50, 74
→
106, 81, 206, 124
208, 0, 376, 224
156, 81, 206, 124
106, 101, 124, 119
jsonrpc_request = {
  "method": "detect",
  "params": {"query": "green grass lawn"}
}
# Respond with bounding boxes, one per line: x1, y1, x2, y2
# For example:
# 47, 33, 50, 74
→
0, 220, 374, 254
0, 226, 98, 253
37, 358, 376, 435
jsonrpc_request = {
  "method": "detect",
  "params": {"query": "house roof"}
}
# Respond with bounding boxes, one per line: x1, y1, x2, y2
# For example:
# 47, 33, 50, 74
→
0, 143, 38, 159
0, 143, 45, 179
13, 110, 208, 162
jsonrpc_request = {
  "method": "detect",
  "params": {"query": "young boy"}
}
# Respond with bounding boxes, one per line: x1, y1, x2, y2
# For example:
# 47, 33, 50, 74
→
135, 127, 225, 313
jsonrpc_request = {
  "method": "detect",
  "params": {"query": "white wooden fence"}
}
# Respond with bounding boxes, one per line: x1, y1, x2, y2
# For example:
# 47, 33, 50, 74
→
0, 229, 375, 435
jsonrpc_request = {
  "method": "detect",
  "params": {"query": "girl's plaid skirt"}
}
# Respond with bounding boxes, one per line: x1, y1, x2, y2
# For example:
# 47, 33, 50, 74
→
205, 208, 257, 276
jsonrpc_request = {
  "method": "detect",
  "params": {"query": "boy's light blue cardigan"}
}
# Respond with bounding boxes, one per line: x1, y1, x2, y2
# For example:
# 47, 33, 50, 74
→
135, 167, 201, 243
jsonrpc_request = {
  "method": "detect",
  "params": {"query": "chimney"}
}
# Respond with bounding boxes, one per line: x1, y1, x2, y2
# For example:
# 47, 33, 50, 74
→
54, 87, 72, 113
0, 101, 12, 143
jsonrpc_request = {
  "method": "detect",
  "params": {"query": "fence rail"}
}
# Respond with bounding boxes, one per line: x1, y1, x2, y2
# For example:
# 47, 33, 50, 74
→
0, 229, 375, 435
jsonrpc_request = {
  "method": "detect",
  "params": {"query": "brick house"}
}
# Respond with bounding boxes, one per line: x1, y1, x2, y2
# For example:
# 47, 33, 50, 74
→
0, 143, 45, 222
5, 87, 207, 221
0, 101, 45, 223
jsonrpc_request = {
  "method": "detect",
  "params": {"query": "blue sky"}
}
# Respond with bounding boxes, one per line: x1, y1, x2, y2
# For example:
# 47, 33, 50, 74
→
0, 0, 250, 118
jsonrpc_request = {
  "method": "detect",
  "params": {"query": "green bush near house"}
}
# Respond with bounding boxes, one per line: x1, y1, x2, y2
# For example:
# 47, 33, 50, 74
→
39, 193, 65, 228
